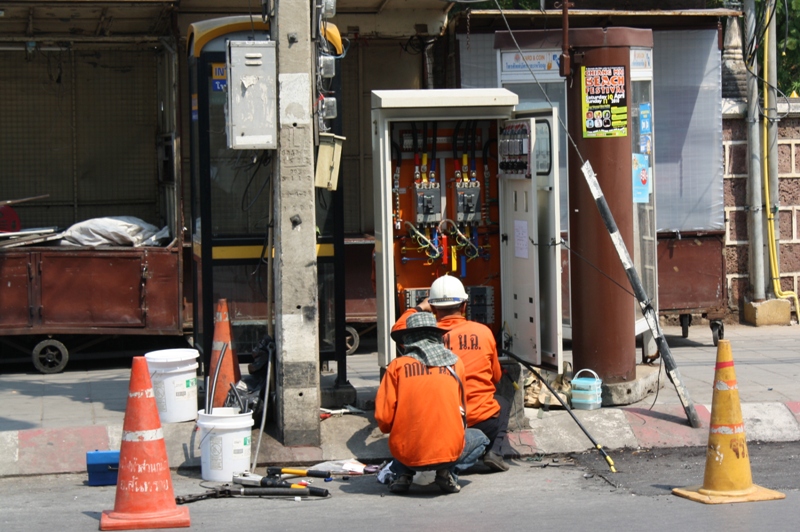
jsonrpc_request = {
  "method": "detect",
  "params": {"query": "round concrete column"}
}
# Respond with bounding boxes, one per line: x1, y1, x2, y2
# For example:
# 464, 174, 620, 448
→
566, 28, 653, 384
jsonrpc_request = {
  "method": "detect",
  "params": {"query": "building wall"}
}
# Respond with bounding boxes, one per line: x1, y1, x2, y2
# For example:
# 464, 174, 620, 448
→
723, 114, 800, 317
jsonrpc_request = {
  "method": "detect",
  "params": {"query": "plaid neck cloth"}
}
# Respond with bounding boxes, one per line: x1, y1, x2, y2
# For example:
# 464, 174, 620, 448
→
401, 332, 458, 367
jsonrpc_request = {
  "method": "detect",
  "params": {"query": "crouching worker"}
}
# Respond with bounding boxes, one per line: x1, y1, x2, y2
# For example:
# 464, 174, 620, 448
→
375, 312, 489, 494
393, 275, 511, 472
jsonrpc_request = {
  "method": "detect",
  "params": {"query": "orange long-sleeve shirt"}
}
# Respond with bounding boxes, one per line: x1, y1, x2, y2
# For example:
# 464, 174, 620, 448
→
375, 356, 466, 468
392, 309, 502, 426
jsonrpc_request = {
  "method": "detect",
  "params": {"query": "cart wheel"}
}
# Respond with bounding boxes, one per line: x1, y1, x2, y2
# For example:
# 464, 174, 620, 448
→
680, 314, 692, 338
32, 339, 69, 374
345, 326, 360, 355
710, 321, 724, 347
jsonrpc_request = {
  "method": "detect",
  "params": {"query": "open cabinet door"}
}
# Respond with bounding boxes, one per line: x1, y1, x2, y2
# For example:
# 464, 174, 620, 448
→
499, 107, 562, 371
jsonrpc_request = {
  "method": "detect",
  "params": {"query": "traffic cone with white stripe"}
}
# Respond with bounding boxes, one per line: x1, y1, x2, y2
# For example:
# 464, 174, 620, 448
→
100, 357, 190, 530
208, 298, 241, 408
672, 340, 784, 504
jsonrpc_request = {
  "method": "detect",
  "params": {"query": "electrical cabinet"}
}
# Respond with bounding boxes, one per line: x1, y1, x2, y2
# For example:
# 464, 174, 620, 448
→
226, 40, 277, 150
371, 89, 562, 371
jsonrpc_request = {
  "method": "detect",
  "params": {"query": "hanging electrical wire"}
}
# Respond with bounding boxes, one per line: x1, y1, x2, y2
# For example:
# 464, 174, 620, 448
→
400, 34, 436, 55
430, 121, 438, 181
241, 151, 273, 212
742, 0, 792, 119
438, 219, 480, 260
469, 120, 478, 181
489, 0, 586, 168
404, 221, 442, 260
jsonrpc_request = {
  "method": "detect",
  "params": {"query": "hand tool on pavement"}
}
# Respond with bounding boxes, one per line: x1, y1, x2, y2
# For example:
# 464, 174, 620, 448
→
175, 484, 311, 504
233, 471, 330, 497
320, 404, 366, 419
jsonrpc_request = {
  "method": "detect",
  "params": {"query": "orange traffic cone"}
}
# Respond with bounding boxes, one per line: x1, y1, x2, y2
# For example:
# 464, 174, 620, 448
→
672, 340, 785, 504
208, 298, 241, 408
101, 357, 190, 529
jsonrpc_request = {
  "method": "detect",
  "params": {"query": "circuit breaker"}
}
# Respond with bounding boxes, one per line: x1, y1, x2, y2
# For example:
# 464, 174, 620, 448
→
498, 120, 532, 177
465, 286, 495, 325
455, 182, 481, 224
404, 286, 494, 326
414, 182, 442, 225
226, 40, 277, 150
404, 288, 430, 308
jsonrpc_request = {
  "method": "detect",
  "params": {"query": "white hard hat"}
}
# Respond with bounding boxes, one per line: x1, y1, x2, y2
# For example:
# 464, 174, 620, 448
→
428, 276, 468, 308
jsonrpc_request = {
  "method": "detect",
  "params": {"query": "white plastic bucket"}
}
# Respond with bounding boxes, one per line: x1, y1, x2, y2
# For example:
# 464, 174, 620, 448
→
145, 348, 199, 423
571, 369, 603, 410
197, 408, 254, 482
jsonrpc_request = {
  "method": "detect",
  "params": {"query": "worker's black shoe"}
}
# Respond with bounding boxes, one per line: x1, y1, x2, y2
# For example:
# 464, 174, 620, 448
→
483, 451, 509, 472
389, 473, 413, 494
434, 469, 461, 493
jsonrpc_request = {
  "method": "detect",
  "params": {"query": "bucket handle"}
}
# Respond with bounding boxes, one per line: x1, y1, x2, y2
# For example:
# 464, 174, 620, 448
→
573, 368, 601, 382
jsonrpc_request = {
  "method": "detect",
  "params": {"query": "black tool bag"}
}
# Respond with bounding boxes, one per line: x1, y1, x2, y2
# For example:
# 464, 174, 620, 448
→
224, 334, 275, 426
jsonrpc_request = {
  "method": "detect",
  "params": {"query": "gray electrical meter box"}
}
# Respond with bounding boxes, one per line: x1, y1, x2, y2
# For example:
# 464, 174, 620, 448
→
226, 40, 277, 150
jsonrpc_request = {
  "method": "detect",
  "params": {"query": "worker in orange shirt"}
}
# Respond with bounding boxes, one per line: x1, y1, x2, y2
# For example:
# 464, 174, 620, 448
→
392, 275, 511, 472
375, 311, 489, 494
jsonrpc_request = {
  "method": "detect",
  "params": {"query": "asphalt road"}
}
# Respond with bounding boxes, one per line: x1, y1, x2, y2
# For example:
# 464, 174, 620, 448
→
2, 442, 797, 531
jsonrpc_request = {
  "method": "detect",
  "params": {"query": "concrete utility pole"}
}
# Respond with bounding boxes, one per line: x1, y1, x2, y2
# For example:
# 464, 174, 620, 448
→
744, 0, 766, 302
273, 0, 321, 445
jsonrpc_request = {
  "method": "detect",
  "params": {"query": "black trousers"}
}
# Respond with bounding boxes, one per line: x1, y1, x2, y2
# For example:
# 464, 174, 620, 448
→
470, 393, 510, 455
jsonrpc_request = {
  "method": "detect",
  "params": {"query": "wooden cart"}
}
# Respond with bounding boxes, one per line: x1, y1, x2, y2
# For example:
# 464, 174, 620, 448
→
0, 243, 187, 373
657, 232, 727, 346
343, 238, 377, 355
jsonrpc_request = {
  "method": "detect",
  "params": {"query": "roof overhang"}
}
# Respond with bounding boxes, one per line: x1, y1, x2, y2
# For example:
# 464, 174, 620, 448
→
0, 0, 455, 43
451, 8, 742, 33
0, 4, 741, 44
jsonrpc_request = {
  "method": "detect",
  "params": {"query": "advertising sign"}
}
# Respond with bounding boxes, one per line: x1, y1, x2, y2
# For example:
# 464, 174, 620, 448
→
212, 63, 227, 92
632, 153, 651, 203
500, 50, 561, 74
581, 65, 627, 138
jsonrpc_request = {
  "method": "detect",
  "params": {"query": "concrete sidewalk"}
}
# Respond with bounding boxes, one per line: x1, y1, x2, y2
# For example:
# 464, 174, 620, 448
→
1, 323, 799, 478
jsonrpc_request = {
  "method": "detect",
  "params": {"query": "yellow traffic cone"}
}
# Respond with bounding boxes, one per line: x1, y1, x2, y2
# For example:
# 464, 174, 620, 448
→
672, 340, 785, 504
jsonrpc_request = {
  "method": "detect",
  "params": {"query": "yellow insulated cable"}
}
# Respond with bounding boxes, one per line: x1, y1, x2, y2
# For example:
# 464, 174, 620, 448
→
762, 23, 800, 316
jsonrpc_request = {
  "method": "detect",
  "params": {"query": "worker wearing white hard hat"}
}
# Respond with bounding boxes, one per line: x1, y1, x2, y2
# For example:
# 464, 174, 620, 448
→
427, 275, 469, 308
392, 274, 510, 472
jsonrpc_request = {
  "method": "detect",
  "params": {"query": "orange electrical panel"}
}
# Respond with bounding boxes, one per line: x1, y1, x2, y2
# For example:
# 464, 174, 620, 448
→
389, 120, 502, 335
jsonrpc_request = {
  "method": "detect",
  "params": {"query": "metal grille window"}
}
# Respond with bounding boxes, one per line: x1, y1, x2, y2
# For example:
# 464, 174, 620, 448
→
1, 49, 159, 229
459, 34, 497, 89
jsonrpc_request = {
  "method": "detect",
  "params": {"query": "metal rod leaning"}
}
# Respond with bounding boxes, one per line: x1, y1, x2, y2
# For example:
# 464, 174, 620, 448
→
251, 347, 273, 472
208, 342, 228, 415
502, 348, 617, 473
580, 160, 701, 429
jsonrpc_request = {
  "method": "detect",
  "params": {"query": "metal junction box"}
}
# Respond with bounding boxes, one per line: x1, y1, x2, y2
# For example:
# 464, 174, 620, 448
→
226, 40, 277, 150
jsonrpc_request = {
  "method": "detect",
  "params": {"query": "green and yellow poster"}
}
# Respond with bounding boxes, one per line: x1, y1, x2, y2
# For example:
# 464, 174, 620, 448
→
581, 65, 627, 138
